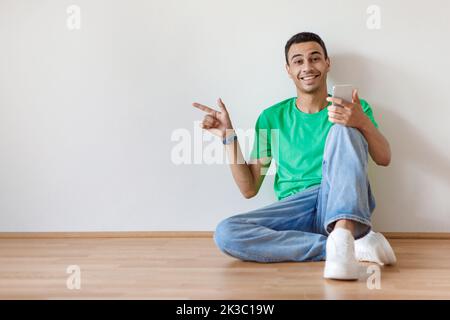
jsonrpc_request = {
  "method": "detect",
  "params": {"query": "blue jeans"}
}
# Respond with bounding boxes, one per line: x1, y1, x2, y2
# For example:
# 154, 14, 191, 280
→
213, 124, 376, 263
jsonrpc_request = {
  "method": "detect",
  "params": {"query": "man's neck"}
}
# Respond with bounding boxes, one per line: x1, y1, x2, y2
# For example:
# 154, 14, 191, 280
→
296, 88, 329, 114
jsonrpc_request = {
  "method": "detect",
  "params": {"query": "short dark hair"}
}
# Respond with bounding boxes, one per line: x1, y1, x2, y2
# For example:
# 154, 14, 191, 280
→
285, 32, 328, 64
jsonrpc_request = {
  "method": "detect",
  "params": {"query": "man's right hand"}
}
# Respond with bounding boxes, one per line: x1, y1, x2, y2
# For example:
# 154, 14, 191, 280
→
192, 97, 270, 199
192, 98, 233, 138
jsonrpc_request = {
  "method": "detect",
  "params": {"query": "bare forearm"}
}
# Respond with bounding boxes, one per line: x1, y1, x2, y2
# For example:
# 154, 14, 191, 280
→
224, 131, 256, 198
359, 118, 391, 166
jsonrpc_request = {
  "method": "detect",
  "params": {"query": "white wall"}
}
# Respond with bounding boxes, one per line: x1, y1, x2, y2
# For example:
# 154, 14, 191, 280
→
0, 0, 449, 232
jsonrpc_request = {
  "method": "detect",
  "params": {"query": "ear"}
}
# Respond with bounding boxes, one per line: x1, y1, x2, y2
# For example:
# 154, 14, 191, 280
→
325, 57, 331, 72
285, 63, 293, 79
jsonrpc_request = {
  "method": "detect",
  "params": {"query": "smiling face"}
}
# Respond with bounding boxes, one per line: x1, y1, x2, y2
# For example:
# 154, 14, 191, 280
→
285, 41, 330, 94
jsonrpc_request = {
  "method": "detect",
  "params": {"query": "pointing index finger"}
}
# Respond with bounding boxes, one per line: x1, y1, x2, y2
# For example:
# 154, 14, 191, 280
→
192, 102, 218, 116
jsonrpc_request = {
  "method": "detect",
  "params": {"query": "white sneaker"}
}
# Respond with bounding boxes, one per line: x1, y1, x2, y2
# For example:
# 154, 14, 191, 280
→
323, 228, 360, 280
354, 231, 397, 266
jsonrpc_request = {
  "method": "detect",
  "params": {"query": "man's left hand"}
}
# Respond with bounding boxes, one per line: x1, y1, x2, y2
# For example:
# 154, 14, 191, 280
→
326, 89, 369, 130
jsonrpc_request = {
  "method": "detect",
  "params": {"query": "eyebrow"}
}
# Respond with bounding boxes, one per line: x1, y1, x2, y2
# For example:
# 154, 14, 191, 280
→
290, 51, 323, 62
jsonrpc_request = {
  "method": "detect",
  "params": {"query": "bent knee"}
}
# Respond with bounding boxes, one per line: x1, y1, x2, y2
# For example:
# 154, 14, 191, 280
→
213, 218, 232, 250
213, 216, 244, 252
330, 124, 366, 142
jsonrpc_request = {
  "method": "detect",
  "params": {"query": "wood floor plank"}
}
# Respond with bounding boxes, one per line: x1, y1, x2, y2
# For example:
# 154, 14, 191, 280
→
1, 238, 449, 299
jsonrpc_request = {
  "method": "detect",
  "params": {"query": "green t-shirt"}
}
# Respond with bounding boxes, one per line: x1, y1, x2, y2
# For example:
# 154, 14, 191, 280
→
250, 96, 379, 200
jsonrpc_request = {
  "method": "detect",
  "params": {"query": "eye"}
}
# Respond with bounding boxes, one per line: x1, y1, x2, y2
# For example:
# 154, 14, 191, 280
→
312, 57, 320, 62
295, 60, 303, 65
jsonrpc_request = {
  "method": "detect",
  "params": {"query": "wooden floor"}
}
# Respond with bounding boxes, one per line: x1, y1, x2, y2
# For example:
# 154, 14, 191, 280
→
1, 237, 450, 299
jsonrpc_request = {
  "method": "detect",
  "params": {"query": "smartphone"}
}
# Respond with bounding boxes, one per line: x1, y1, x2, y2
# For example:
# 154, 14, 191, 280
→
332, 85, 354, 106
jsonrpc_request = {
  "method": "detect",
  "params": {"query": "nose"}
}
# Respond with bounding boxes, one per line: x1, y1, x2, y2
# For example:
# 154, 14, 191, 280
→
303, 60, 314, 73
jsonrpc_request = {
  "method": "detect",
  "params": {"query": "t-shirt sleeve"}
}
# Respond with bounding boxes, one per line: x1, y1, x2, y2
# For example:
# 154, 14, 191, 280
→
360, 99, 379, 129
249, 111, 272, 160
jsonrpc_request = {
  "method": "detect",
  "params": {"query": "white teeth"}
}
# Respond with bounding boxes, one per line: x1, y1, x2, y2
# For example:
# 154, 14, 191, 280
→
301, 75, 318, 80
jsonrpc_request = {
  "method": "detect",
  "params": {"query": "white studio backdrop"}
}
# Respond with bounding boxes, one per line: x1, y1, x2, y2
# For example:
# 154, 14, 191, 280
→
0, 0, 449, 232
